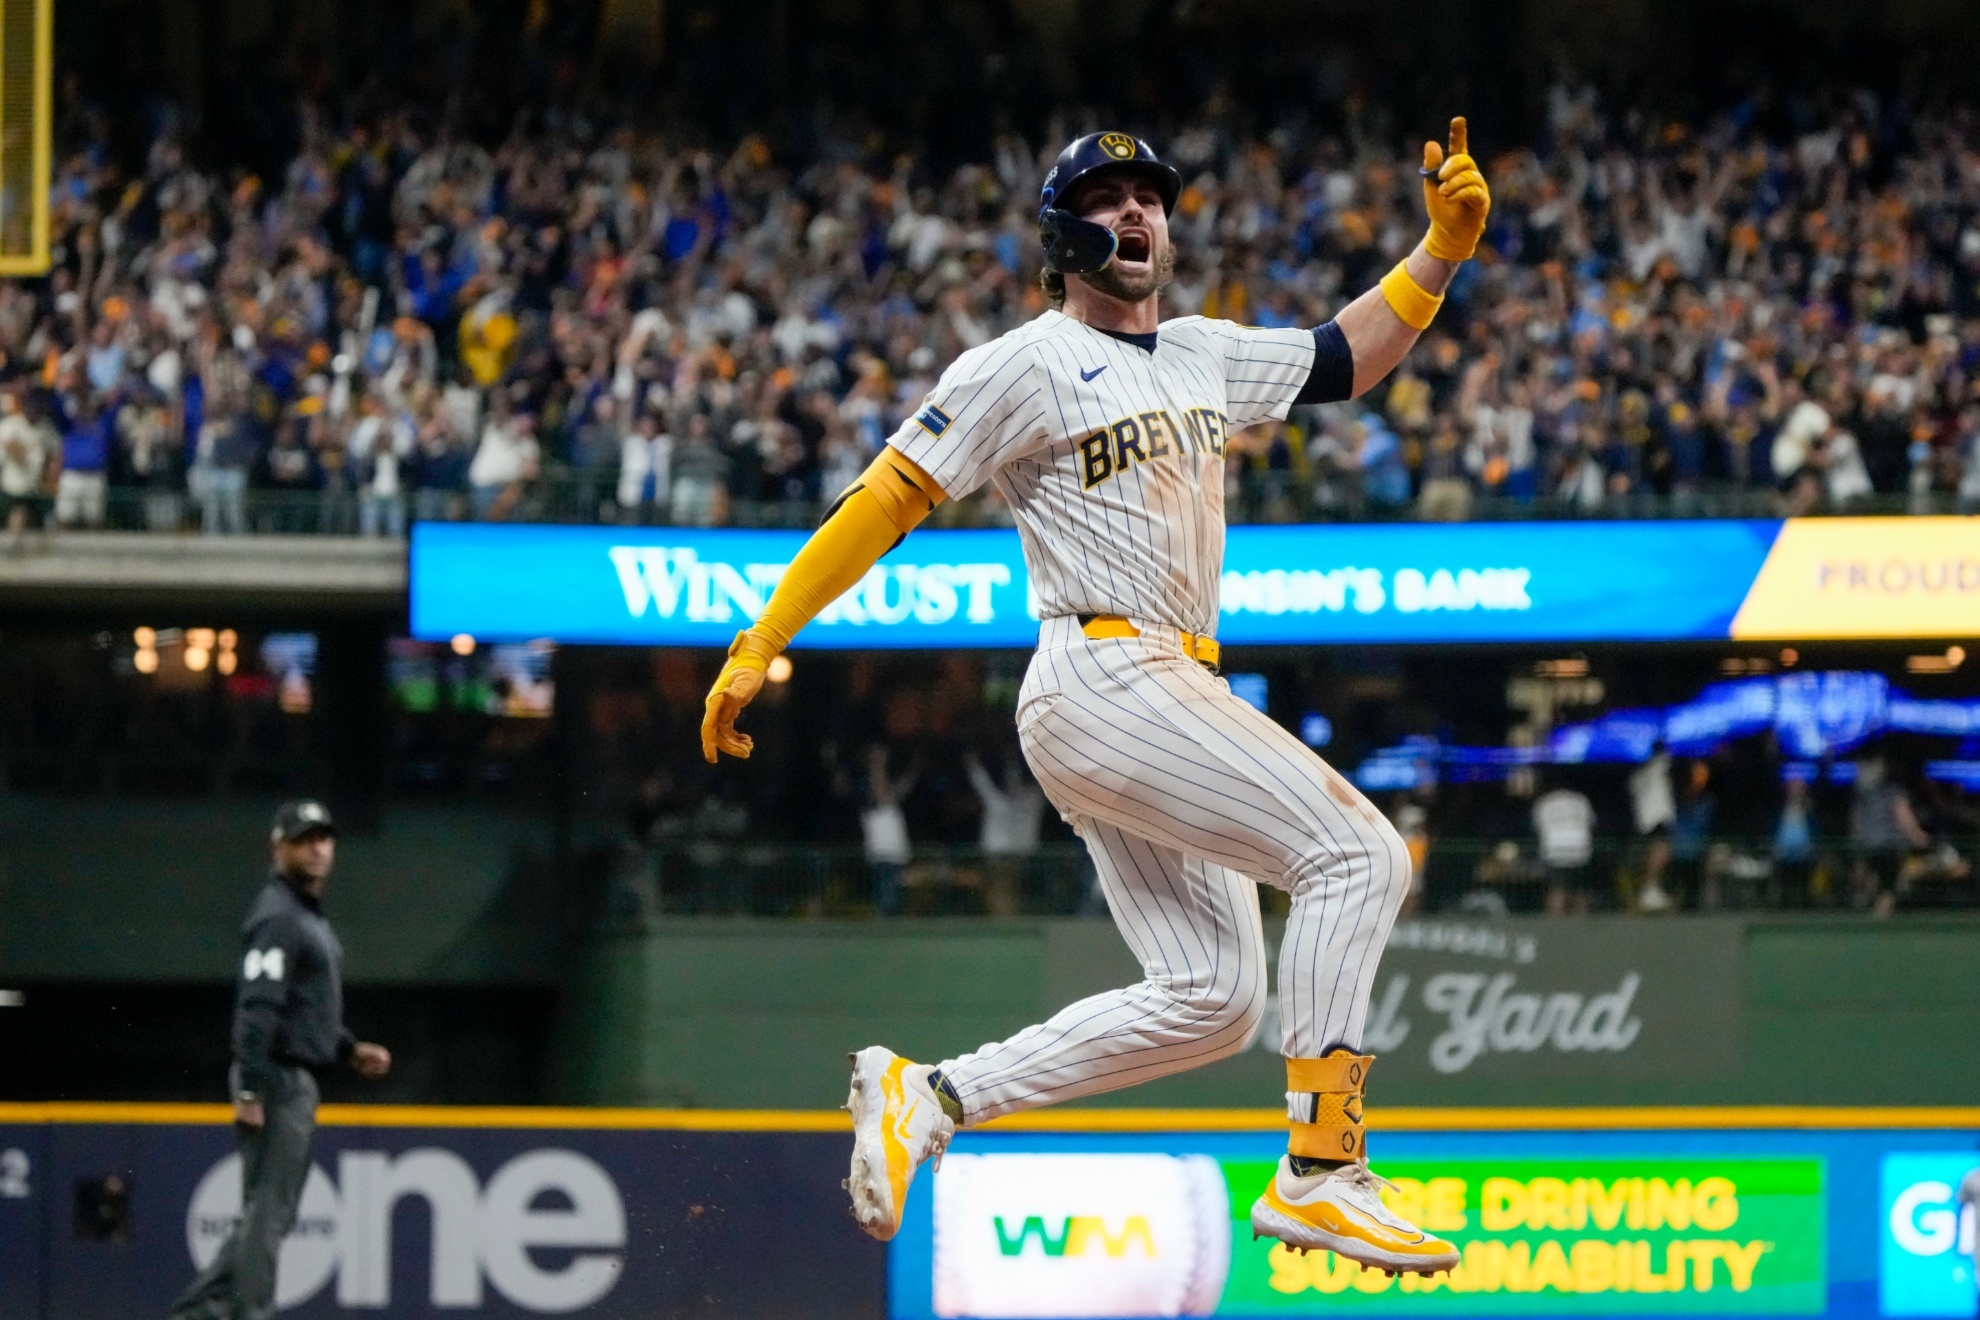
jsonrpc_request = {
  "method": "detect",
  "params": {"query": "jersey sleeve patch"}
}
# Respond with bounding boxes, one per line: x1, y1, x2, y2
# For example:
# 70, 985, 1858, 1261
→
913, 403, 953, 437
244, 947, 286, 982
887, 338, 1048, 498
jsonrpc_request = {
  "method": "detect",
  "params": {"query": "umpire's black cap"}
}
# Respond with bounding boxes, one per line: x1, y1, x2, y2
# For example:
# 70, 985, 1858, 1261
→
271, 799, 337, 842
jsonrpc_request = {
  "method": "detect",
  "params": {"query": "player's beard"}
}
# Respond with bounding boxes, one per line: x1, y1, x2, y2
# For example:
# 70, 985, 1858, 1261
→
1078, 240, 1175, 305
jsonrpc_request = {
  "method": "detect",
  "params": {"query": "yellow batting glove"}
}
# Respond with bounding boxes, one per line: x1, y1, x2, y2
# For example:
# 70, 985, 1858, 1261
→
1421, 116, 1491, 262
701, 629, 779, 763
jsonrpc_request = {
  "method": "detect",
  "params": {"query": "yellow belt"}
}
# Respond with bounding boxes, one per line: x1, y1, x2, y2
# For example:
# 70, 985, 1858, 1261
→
1078, 614, 1221, 670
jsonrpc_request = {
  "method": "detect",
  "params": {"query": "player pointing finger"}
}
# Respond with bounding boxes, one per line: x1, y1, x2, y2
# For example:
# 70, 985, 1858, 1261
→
699, 122, 1490, 1275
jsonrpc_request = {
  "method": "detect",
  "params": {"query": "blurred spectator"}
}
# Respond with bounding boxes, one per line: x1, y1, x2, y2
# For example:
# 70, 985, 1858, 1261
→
616, 409, 671, 522
1822, 427, 1874, 509
967, 749, 1046, 916
1416, 417, 1472, 521
1773, 774, 1817, 906
575, 394, 627, 521
263, 402, 322, 532
1532, 781, 1597, 915
467, 395, 540, 520
669, 414, 725, 526
818, 425, 867, 505
1554, 427, 1607, 510
1358, 415, 1410, 509
1850, 757, 1931, 916
1771, 382, 1834, 515
1629, 744, 1677, 913
1671, 760, 1717, 907
348, 394, 412, 537
196, 400, 256, 536
861, 745, 917, 916
1462, 840, 1524, 915
412, 399, 470, 522
0, 389, 51, 530
54, 391, 112, 528
117, 385, 181, 530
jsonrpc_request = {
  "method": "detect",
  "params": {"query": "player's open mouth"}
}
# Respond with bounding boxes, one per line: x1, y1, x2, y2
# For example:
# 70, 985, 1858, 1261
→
1115, 230, 1152, 264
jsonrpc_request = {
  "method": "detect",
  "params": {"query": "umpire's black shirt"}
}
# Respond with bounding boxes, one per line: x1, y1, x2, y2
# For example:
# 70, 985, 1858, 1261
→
232, 871, 355, 1095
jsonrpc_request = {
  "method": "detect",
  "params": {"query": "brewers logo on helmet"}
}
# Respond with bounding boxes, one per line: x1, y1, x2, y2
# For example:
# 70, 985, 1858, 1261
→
1036, 131, 1182, 275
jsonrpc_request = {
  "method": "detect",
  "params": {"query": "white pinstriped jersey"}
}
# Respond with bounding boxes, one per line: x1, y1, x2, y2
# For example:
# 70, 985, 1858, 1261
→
888, 310, 1315, 636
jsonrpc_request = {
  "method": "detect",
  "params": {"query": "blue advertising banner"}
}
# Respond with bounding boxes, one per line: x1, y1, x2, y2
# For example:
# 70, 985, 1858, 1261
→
1214, 520, 1780, 645
3, 1108, 1977, 1319
1881, 1153, 1980, 1317
0, 1125, 42, 1320
409, 520, 1784, 648
3, 1113, 879, 1320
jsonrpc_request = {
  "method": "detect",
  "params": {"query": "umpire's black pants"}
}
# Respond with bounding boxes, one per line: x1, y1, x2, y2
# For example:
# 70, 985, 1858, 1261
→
169, 1066, 318, 1320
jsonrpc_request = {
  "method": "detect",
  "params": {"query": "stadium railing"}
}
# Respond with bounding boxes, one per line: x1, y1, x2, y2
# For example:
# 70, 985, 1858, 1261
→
599, 836, 1977, 922
44, 473, 1958, 537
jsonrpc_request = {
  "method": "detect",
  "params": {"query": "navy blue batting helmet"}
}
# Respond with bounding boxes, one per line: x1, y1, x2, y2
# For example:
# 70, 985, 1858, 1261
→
1038, 131, 1183, 275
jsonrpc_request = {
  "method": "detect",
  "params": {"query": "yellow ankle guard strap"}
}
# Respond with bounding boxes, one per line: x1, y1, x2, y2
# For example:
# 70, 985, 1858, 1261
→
1286, 1051, 1373, 1161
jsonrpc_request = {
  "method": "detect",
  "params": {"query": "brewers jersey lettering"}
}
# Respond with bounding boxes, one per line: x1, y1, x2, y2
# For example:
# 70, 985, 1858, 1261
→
889, 310, 1316, 635
878, 307, 1412, 1128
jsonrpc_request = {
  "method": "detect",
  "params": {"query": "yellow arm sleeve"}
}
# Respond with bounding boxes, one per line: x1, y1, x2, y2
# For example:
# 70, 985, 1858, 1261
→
751, 447, 946, 651
700, 447, 945, 762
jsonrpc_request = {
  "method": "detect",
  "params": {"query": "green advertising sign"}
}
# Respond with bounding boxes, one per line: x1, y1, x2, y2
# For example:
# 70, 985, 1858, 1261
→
1215, 1157, 1826, 1314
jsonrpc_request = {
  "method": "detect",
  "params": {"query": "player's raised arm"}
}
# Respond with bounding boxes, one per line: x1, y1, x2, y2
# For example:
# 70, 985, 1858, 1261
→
698, 447, 945, 762
1331, 117, 1491, 396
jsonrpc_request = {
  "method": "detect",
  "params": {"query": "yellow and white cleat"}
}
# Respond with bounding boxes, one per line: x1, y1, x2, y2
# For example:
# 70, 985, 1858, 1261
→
844, 1045, 955, 1241
1250, 1155, 1460, 1274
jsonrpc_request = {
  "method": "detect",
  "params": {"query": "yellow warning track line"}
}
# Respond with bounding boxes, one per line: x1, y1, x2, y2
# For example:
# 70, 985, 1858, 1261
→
1, 1103, 1975, 1132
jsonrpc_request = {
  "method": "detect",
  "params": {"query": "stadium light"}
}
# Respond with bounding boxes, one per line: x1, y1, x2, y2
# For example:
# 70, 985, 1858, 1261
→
1907, 646, 1966, 675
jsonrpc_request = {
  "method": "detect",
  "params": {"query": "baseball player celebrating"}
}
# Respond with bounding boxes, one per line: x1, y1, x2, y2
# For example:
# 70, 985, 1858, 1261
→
702, 122, 1490, 1271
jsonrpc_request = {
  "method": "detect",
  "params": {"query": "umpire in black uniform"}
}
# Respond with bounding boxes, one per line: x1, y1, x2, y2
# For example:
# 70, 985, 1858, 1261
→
170, 800, 391, 1320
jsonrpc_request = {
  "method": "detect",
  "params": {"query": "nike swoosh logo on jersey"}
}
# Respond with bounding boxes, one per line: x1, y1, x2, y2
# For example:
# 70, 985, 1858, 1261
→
1080, 365, 1108, 382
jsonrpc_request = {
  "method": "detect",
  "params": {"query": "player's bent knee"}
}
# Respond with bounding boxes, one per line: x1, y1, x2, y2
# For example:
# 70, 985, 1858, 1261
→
1194, 990, 1266, 1066
1158, 964, 1266, 1054
1230, 977, 1269, 1051
1208, 971, 1269, 1055
1373, 817, 1414, 914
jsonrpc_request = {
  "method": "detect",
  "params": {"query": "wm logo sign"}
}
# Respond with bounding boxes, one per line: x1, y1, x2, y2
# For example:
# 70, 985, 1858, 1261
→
993, 1215, 1156, 1258
935, 1154, 1230, 1317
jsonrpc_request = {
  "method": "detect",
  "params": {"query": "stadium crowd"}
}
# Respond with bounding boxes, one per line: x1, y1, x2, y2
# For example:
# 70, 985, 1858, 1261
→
5, 85, 1980, 534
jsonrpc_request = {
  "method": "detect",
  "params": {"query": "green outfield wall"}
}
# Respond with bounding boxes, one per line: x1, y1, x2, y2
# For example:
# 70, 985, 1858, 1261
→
0, 798, 562, 983
550, 915, 1980, 1109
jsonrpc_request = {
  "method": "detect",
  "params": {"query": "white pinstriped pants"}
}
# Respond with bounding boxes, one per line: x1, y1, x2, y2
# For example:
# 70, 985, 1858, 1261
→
938, 615, 1412, 1125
